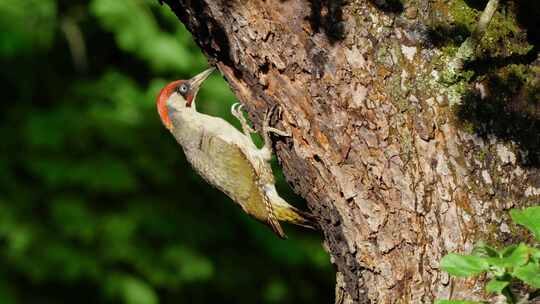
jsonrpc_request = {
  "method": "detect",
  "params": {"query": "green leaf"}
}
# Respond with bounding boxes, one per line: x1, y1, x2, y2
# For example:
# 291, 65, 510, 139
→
122, 277, 158, 304
441, 253, 490, 277
500, 245, 518, 257
532, 248, 540, 262
511, 206, 540, 241
503, 243, 532, 266
106, 274, 158, 304
513, 261, 540, 288
487, 243, 531, 269
485, 278, 510, 294
472, 242, 500, 258
435, 300, 483, 304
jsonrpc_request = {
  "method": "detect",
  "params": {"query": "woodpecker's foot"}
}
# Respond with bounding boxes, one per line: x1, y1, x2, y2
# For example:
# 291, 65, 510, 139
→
263, 105, 291, 137
261, 105, 290, 160
231, 103, 256, 136
266, 127, 291, 137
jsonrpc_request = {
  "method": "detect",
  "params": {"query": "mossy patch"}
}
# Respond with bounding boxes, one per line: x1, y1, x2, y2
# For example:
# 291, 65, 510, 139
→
433, 1, 540, 166
449, 0, 479, 32
479, 7, 531, 60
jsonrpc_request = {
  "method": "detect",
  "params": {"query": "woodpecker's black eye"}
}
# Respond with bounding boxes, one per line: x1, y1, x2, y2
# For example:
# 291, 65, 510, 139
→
178, 83, 189, 95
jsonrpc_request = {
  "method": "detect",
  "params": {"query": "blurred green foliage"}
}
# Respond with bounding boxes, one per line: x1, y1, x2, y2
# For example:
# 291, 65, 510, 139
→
0, 0, 333, 303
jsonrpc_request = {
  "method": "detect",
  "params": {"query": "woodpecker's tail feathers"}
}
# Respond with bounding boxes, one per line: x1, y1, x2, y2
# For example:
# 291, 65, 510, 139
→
267, 212, 286, 239
290, 206, 320, 231
275, 205, 320, 231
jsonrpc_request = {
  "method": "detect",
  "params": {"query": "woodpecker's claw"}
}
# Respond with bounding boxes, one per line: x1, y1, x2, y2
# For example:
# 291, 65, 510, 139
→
261, 105, 291, 161
230, 102, 242, 117
266, 127, 291, 137
264, 105, 291, 137
231, 103, 256, 136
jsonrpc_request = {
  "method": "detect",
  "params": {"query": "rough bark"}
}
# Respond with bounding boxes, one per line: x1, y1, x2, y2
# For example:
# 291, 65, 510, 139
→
160, 0, 540, 303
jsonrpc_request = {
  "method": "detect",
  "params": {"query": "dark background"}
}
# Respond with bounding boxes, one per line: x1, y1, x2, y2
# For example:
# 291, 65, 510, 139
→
0, 0, 333, 303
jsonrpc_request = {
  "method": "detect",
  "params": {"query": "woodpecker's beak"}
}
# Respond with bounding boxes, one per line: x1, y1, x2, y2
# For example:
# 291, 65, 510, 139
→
187, 67, 215, 107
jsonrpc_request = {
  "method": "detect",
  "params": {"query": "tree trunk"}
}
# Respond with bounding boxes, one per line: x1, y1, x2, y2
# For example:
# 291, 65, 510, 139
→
160, 0, 540, 303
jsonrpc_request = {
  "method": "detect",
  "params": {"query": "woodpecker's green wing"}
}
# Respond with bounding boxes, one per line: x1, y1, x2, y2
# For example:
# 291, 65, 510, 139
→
197, 130, 286, 238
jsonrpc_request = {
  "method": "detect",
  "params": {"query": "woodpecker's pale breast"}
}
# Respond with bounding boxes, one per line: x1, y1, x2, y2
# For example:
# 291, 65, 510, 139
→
168, 110, 274, 222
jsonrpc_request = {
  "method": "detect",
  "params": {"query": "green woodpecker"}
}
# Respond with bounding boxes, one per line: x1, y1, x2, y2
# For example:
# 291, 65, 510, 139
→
156, 67, 315, 238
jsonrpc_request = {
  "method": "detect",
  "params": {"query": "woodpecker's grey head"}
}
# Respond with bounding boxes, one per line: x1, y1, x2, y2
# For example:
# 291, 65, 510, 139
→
156, 67, 215, 130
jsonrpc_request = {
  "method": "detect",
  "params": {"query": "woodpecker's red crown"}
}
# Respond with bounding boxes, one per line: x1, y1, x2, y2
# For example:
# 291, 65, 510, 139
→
156, 67, 215, 130
156, 80, 182, 130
